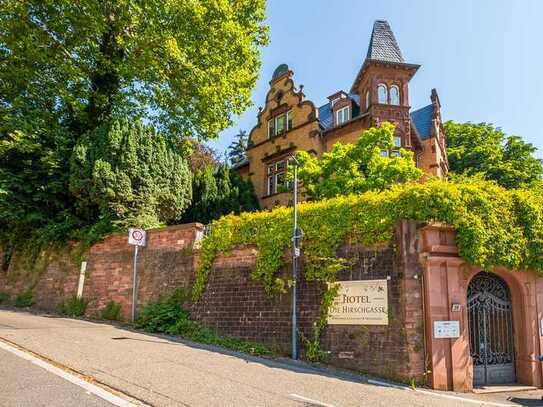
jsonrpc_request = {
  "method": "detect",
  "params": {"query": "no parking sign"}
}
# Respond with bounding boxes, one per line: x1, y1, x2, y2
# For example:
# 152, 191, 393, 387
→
128, 227, 146, 322
128, 228, 146, 247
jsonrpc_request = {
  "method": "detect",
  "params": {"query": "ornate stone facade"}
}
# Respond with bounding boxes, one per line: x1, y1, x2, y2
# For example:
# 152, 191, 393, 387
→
235, 20, 449, 208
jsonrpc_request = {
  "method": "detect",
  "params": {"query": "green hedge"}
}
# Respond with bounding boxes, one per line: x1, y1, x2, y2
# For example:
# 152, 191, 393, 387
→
194, 178, 543, 300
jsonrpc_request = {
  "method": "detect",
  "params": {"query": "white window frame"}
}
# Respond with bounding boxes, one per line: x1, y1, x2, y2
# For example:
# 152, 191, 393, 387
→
267, 174, 274, 195
336, 106, 350, 126
390, 85, 400, 105
268, 111, 293, 139
267, 119, 274, 138
393, 136, 402, 148
286, 110, 293, 131
381, 150, 389, 158
276, 114, 286, 134
366, 90, 370, 109
377, 84, 388, 104
266, 159, 288, 195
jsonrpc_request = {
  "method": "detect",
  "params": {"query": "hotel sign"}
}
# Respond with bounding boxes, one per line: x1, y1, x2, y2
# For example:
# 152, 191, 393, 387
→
327, 280, 388, 325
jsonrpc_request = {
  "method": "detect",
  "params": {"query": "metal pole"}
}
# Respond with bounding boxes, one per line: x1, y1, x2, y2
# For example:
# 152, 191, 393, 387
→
131, 245, 139, 323
291, 158, 299, 360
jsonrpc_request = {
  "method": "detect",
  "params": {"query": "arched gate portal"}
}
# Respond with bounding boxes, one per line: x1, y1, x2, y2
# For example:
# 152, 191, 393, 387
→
467, 273, 516, 386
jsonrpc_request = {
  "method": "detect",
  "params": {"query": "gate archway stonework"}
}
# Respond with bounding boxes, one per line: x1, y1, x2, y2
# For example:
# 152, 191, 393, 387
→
420, 224, 543, 392
468, 273, 515, 385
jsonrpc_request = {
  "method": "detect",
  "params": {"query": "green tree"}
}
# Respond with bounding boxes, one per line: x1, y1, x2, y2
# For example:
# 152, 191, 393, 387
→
0, 128, 79, 246
182, 164, 259, 224
294, 122, 422, 200
445, 121, 543, 189
228, 130, 248, 166
0, 1, 267, 247
186, 142, 220, 173
0, 0, 268, 140
70, 119, 191, 229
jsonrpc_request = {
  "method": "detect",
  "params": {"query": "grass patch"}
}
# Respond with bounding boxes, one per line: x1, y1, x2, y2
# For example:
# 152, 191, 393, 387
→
0, 292, 10, 304
136, 289, 273, 357
14, 290, 34, 308
57, 296, 88, 317
101, 300, 122, 321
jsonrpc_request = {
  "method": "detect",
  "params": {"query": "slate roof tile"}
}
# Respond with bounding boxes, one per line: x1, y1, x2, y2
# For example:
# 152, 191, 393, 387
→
366, 20, 404, 63
410, 104, 434, 140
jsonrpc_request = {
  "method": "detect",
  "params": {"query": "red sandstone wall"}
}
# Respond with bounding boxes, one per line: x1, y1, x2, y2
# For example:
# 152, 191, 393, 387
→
0, 221, 425, 383
191, 246, 323, 352
191, 221, 425, 382
0, 224, 202, 317
83, 223, 200, 317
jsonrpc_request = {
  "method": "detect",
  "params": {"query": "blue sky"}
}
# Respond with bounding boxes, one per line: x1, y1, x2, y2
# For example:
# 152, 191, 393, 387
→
211, 0, 543, 158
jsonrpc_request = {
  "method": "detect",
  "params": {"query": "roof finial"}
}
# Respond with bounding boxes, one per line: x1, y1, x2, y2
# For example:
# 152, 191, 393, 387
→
271, 64, 289, 81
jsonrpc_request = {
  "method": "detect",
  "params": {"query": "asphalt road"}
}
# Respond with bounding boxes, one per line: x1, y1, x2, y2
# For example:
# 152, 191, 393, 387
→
0, 347, 112, 407
1, 309, 542, 407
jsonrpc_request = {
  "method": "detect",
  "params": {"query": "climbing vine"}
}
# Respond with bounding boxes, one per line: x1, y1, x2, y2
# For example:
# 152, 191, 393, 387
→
195, 178, 543, 299
193, 178, 543, 357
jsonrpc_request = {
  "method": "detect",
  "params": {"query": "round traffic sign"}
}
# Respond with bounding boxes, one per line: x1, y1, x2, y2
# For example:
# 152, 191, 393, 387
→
132, 230, 144, 241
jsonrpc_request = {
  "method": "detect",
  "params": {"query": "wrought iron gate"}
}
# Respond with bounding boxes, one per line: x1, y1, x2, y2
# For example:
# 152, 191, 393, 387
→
467, 273, 515, 386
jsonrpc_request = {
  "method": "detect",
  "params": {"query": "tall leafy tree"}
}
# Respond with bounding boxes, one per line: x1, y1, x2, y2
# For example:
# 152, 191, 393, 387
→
445, 121, 543, 189
294, 123, 422, 200
0, 128, 77, 245
0, 1, 267, 246
228, 130, 249, 166
70, 119, 191, 229
0, 0, 268, 140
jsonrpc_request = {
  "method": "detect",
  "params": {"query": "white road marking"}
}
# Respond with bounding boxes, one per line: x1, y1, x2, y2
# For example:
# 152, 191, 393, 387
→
367, 379, 516, 407
0, 339, 138, 407
289, 393, 336, 407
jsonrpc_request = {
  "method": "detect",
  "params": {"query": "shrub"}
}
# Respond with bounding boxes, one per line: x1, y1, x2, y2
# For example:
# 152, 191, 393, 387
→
57, 296, 88, 317
136, 290, 272, 356
101, 301, 122, 321
136, 289, 188, 333
0, 292, 10, 304
14, 290, 34, 308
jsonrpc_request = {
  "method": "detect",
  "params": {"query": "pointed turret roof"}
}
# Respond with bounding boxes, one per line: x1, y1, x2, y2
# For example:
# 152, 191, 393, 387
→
350, 20, 419, 93
366, 20, 404, 63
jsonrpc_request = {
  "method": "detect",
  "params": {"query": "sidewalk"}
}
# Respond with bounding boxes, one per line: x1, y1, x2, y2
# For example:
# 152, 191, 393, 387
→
1, 309, 540, 406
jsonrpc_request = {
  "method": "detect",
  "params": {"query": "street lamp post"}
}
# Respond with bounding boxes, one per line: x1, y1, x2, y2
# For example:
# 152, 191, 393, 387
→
290, 156, 302, 360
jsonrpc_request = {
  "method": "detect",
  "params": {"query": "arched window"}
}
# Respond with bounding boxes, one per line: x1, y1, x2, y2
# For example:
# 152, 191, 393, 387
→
377, 84, 388, 104
390, 85, 400, 105
365, 90, 370, 109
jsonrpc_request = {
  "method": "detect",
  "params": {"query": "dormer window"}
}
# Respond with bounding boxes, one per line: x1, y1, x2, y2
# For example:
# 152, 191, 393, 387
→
390, 85, 400, 105
267, 110, 293, 138
378, 84, 388, 104
336, 106, 350, 125
328, 91, 348, 107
